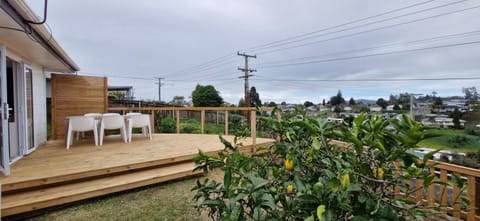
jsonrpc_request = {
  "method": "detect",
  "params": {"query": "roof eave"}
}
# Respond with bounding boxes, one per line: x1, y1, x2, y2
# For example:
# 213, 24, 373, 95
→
1, 0, 80, 72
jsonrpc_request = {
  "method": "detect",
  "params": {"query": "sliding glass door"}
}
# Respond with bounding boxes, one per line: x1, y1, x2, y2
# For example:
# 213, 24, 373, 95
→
0, 45, 10, 176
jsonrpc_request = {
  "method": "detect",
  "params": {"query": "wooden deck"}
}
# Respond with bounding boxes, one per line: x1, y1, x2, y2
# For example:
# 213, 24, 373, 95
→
0, 134, 274, 218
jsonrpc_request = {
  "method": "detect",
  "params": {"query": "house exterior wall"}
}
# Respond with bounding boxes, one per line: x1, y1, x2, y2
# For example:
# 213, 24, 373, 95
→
5, 48, 47, 148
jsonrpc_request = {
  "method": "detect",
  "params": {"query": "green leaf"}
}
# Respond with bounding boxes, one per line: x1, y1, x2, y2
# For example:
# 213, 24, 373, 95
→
350, 216, 369, 221
423, 149, 440, 164
294, 175, 306, 192
327, 179, 340, 193
249, 174, 269, 191
305, 215, 314, 221
317, 205, 326, 221
260, 194, 277, 210
312, 137, 321, 150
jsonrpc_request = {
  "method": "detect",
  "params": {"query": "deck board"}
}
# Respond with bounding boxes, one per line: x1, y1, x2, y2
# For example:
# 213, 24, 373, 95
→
0, 134, 274, 192
2, 162, 201, 216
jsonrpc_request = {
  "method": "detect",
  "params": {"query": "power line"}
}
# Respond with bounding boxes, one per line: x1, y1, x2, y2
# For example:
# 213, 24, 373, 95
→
254, 76, 480, 82
251, 0, 468, 53
256, 30, 480, 66
256, 3, 480, 55
242, 0, 438, 52
166, 52, 236, 76
257, 40, 480, 68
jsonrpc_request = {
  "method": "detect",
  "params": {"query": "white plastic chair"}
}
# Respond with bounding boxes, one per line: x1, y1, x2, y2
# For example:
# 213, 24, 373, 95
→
80, 113, 102, 139
102, 113, 121, 116
127, 114, 152, 142
99, 115, 127, 145
66, 116, 98, 149
126, 112, 142, 116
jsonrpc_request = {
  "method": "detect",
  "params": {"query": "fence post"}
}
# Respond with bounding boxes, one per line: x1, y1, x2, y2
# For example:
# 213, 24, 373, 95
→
201, 110, 205, 134
176, 110, 180, 134
224, 110, 229, 135
150, 109, 155, 133
250, 110, 256, 154
468, 176, 476, 221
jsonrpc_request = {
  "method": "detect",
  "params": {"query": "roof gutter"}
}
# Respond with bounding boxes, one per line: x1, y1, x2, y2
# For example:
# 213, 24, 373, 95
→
0, 0, 79, 72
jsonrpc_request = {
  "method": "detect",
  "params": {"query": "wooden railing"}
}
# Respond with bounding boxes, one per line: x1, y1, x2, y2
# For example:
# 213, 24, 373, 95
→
108, 106, 479, 220
108, 106, 274, 154
426, 161, 480, 221
330, 140, 479, 221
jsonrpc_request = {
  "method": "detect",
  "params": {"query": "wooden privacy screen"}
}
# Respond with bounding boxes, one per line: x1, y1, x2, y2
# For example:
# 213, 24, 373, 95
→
51, 74, 107, 139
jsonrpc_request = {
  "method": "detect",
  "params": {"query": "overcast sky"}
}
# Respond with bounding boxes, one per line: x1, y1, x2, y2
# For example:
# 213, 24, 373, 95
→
27, 0, 480, 104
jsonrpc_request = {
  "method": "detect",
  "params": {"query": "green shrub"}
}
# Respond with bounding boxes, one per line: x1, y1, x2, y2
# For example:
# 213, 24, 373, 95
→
159, 117, 176, 133
448, 135, 473, 148
192, 112, 466, 221
465, 126, 480, 136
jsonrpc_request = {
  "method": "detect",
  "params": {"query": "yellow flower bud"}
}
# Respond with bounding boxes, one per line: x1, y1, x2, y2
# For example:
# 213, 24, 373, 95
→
284, 159, 294, 171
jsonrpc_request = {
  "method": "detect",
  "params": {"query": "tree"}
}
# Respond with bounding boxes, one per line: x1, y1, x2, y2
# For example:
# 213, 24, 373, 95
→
304, 101, 314, 107
322, 98, 326, 106
171, 96, 185, 106
376, 98, 388, 109
463, 87, 478, 102
191, 84, 223, 107
393, 104, 401, 110
433, 97, 443, 112
267, 101, 277, 107
281, 101, 287, 105
349, 97, 356, 106
108, 91, 124, 100
192, 114, 464, 220
330, 90, 345, 106
238, 98, 245, 107
249, 87, 262, 107
450, 107, 463, 129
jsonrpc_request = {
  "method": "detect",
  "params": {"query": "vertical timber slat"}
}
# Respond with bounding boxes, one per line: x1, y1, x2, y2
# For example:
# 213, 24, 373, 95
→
150, 110, 155, 133
440, 169, 448, 212
416, 178, 423, 203
250, 110, 256, 154
428, 168, 436, 207
467, 176, 476, 221
201, 110, 205, 134
452, 173, 461, 218
224, 111, 229, 135
176, 110, 180, 134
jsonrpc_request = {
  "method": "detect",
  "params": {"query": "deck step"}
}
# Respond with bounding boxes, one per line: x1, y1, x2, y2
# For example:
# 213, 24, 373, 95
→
1, 162, 201, 217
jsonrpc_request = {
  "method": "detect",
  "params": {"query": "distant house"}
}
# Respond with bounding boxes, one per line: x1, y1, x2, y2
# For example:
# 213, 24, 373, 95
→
108, 86, 134, 100
0, 1, 79, 175
369, 106, 382, 112
421, 116, 466, 128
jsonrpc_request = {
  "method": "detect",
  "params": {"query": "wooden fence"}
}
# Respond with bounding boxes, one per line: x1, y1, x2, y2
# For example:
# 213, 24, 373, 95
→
107, 106, 275, 154
108, 106, 479, 220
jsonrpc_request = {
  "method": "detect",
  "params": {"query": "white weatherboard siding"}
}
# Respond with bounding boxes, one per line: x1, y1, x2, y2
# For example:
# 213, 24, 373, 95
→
32, 63, 47, 146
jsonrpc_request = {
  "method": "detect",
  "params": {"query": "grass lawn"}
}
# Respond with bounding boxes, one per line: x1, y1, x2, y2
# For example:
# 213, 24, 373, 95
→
27, 170, 223, 221
418, 128, 480, 152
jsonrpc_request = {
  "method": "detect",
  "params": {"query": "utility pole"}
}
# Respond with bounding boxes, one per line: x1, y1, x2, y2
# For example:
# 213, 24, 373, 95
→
237, 52, 257, 108
409, 93, 423, 119
155, 77, 164, 102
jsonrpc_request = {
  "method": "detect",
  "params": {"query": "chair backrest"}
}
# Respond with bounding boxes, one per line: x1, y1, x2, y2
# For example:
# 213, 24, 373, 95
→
126, 112, 142, 116
129, 115, 150, 127
102, 113, 120, 116
101, 115, 125, 129
69, 116, 96, 131
84, 113, 102, 117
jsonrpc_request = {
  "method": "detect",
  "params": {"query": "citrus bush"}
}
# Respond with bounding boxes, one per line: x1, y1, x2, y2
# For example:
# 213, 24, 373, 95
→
192, 110, 467, 221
